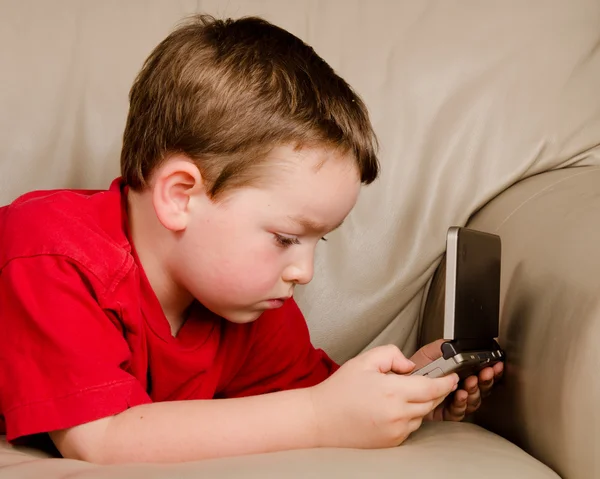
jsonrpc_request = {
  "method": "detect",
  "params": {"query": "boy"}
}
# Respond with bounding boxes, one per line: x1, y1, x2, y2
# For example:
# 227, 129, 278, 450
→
0, 15, 502, 463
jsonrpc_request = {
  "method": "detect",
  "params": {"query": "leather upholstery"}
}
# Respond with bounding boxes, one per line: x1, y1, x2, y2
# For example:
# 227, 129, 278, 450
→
0, 423, 559, 478
1, 0, 599, 476
423, 167, 600, 479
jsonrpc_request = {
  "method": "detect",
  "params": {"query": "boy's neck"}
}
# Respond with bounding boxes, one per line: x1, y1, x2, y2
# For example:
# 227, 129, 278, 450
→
127, 190, 194, 336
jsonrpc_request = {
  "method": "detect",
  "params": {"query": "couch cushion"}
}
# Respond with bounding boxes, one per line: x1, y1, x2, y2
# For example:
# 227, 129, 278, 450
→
0, 422, 559, 479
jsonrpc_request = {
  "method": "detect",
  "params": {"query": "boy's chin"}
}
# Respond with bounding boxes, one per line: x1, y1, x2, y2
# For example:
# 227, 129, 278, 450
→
219, 308, 264, 324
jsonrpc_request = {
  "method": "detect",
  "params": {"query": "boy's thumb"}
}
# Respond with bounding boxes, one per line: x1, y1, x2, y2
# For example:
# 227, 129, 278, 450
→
360, 344, 415, 374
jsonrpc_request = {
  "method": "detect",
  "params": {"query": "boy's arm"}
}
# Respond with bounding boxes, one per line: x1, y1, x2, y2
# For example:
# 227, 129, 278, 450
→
0, 256, 152, 442
50, 388, 318, 463
52, 346, 458, 464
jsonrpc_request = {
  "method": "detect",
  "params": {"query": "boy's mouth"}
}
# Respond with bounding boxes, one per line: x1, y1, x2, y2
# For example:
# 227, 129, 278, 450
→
265, 296, 292, 309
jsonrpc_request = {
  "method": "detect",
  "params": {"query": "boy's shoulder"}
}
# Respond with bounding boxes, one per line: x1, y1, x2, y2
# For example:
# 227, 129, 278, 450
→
0, 180, 132, 286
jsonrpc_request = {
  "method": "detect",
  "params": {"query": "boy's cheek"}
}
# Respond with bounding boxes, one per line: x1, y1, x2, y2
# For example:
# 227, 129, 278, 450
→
188, 239, 283, 300
211, 261, 278, 299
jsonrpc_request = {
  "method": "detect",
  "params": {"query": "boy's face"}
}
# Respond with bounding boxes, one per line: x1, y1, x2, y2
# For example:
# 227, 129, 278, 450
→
173, 145, 361, 323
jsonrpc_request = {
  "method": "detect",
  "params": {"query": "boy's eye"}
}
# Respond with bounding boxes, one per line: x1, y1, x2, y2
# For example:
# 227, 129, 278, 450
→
274, 234, 300, 248
273, 234, 328, 248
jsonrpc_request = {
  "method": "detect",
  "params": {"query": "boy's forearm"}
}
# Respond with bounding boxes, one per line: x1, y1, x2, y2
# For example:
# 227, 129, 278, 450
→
54, 388, 320, 464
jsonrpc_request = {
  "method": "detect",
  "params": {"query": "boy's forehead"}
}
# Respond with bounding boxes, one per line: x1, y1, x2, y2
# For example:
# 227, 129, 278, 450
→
255, 145, 360, 229
264, 144, 358, 179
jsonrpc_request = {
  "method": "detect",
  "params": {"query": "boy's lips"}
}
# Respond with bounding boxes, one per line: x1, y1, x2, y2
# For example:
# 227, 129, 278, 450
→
265, 296, 292, 308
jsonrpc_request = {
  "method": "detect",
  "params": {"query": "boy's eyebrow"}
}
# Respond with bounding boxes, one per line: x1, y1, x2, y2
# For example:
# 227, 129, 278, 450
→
288, 215, 344, 232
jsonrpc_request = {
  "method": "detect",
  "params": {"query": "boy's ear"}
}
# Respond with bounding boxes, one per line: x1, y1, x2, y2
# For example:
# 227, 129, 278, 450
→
151, 156, 204, 232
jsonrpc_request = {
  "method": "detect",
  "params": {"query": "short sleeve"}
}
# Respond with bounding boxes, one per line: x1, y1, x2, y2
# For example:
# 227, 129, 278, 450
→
0, 256, 151, 442
218, 298, 339, 398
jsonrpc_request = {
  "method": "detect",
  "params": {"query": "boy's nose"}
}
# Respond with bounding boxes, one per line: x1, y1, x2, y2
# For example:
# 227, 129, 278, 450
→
282, 256, 314, 285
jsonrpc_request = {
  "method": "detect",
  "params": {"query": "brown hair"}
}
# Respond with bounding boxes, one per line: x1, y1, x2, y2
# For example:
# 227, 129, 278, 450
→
121, 14, 379, 197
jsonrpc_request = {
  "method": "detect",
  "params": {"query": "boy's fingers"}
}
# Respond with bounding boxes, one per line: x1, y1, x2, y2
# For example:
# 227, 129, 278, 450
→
360, 345, 415, 375
408, 400, 441, 419
444, 393, 467, 422
478, 367, 498, 397
478, 367, 495, 382
454, 389, 468, 403
463, 375, 479, 394
431, 393, 449, 411
407, 417, 424, 435
403, 374, 459, 403
493, 361, 504, 379
466, 388, 482, 413
480, 378, 494, 397
410, 339, 445, 368
444, 407, 466, 422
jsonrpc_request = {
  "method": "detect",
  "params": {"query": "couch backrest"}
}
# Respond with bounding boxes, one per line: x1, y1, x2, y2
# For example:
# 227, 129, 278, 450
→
2, 0, 599, 362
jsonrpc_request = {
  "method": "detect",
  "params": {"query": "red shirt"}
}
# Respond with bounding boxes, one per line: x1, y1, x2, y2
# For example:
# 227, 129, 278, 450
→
0, 179, 338, 442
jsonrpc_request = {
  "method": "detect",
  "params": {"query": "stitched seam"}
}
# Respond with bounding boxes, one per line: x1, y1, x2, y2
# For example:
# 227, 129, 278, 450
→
4, 379, 136, 415
0, 253, 131, 304
492, 167, 600, 233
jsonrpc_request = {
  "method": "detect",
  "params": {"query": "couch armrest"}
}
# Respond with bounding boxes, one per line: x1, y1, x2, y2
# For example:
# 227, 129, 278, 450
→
420, 166, 600, 479
0, 423, 559, 479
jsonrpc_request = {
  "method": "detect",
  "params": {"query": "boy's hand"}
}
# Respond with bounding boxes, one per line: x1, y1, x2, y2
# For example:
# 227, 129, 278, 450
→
410, 340, 504, 422
309, 345, 459, 449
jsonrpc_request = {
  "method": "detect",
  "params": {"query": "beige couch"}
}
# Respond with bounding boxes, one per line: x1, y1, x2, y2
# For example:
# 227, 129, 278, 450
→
1, 1, 599, 477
